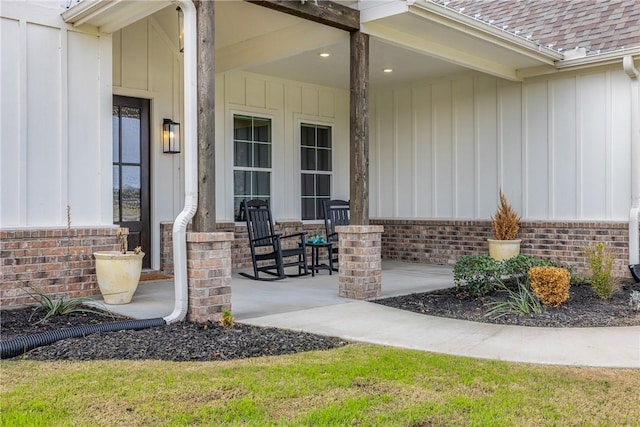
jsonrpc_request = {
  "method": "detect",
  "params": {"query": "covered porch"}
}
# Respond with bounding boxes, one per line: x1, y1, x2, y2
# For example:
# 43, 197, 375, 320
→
100, 261, 455, 321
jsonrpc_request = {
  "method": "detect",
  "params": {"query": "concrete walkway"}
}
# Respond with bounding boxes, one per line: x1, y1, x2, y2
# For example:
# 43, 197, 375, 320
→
103, 261, 640, 368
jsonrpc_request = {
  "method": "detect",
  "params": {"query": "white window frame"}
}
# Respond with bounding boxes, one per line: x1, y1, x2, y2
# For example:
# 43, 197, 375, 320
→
232, 113, 273, 221
300, 122, 333, 221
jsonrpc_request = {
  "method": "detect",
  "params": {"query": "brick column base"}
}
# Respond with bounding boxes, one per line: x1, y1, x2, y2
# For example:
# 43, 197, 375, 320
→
336, 225, 384, 299
186, 232, 234, 323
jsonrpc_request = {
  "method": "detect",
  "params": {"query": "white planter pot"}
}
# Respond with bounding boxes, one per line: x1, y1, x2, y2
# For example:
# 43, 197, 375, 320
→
94, 251, 145, 304
487, 239, 521, 261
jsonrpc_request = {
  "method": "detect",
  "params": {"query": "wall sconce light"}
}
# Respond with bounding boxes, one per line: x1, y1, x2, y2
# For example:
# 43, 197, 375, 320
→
176, 6, 184, 53
163, 119, 181, 154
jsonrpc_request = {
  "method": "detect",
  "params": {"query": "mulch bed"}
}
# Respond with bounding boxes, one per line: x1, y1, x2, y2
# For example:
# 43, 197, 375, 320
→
3, 280, 639, 361
0, 308, 348, 361
374, 280, 640, 327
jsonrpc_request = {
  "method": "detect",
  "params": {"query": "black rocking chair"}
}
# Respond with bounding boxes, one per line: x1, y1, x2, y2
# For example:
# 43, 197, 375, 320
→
322, 199, 350, 271
239, 199, 309, 281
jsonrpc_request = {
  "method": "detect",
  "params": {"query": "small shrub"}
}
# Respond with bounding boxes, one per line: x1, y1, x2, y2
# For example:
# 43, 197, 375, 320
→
219, 309, 234, 328
454, 254, 555, 296
583, 242, 616, 299
528, 266, 571, 307
491, 189, 520, 240
453, 255, 503, 295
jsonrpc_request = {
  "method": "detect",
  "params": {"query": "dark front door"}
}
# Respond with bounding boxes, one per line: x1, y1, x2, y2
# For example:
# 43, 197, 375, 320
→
112, 96, 151, 268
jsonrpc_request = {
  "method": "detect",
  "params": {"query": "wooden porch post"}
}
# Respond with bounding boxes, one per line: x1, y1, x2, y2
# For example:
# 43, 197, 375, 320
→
350, 30, 369, 225
193, 0, 216, 232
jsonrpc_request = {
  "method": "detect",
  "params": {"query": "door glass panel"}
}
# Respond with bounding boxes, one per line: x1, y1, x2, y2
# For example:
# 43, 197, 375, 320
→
121, 165, 141, 221
113, 165, 120, 221
112, 107, 120, 162
121, 106, 141, 163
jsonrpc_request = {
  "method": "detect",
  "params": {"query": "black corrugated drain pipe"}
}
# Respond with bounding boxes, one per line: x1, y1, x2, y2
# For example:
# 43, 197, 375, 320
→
1, 318, 166, 359
630, 265, 640, 283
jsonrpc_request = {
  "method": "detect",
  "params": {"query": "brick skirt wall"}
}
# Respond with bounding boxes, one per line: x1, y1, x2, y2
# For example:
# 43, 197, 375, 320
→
1, 227, 119, 307
4, 219, 634, 308
372, 219, 635, 278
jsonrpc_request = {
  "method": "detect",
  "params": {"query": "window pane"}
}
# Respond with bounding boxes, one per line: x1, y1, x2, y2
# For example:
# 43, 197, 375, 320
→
234, 170, 250, 196
316, 199, 326, 221
121, 165, 141, 221
301, 147, 315, 171
113, 165, 120, 221
317, 175, 331, 197
301, 125, 315, 147
301, 174, 314, 196
112, 107, 120, 162
254, 171, 270, 196
317, 149, 331, 171
234, 197, 245, 221
234, 116, 252, 141
121, 106, 141, 163
254, 118, 271, 142
318, 197, 330, 217
301, 198, 315, 221
254, 143, 271, 168
234, 141, 251, 167
317, 126, 331, 148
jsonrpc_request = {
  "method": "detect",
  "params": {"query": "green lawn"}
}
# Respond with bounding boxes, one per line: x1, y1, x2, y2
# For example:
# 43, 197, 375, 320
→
3, 344, 639, 426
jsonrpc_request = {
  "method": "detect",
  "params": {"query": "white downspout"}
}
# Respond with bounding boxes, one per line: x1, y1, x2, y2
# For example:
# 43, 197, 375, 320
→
164, 0, 197, 323
623, 55, 640, 269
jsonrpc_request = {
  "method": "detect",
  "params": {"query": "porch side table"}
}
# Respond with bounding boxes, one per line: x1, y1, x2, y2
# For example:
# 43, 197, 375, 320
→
307, 242, 333, 276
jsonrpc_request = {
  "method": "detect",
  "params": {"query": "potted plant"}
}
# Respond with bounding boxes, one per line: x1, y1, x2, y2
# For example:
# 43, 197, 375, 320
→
93, 228, 145, 304
488, 189, 521, 260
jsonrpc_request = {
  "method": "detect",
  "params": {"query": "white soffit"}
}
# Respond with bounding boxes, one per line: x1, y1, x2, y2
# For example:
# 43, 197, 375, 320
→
361, 0, 563, 81
62, 0, 171, 33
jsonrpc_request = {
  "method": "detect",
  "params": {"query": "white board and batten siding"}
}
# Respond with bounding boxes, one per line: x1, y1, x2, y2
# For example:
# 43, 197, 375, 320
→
1, 1, 111, 228
112, 13, 185, 269
220, 71, 350, 221
370, 68, 632, 222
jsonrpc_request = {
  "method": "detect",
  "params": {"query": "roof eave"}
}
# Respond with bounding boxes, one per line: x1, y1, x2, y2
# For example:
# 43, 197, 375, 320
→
61, 0, 171, 33
409, 0, 563, 66
518, 47, 640, 79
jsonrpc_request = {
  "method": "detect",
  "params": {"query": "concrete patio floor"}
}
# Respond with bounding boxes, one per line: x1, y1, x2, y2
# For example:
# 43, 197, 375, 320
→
96, 261, 640, 369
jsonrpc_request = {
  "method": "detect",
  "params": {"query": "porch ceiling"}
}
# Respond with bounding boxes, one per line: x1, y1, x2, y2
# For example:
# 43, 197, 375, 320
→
62, 0, 562, 89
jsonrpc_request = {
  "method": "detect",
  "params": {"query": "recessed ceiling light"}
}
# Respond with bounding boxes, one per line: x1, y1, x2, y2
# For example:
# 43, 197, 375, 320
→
383, 68, 393, 73
319, 52, 330, 58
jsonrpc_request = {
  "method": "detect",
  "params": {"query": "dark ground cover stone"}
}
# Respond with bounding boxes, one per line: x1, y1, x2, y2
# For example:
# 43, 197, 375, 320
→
374, 280, 640, 328
1, 308, 348, 361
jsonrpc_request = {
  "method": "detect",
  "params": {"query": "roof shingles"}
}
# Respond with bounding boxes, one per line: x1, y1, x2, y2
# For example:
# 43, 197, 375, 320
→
435, 0, 640, 55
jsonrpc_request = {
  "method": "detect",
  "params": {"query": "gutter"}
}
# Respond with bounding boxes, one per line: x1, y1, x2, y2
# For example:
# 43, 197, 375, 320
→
623, 55, 640, 282
409, 0, 563, 64
164, 0, 198, 323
